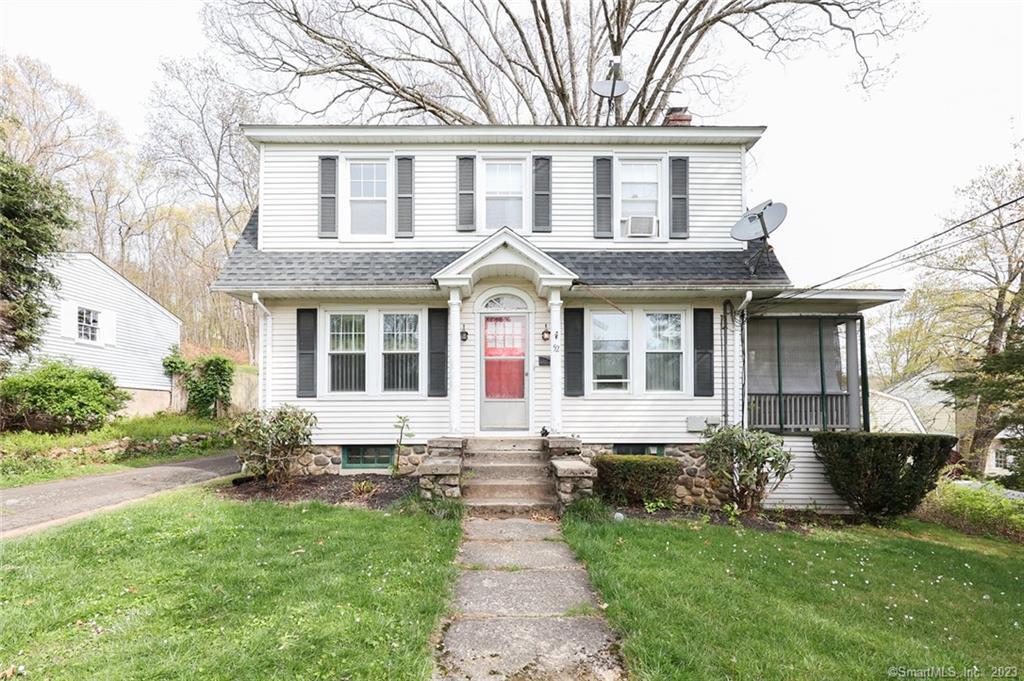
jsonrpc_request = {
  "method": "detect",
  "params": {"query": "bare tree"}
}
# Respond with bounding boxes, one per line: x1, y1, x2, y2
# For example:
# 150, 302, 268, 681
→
921, 155, 1024, 472
205, 0, 914, 125
144, 57, 263, 362
0, 55, 120, 182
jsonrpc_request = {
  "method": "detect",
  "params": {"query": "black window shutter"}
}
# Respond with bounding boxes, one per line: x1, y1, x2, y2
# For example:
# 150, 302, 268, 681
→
318, 157, 337, 238
564, 308, 584, 396
427, 308, 448, 397
693, 308, 714, 396
669, 157, 689, 239
533, 156, 552, 232
296, 308, 318, 397
593, 156, 613, 238
456, 156, 476, 231
396, 156, 414, 238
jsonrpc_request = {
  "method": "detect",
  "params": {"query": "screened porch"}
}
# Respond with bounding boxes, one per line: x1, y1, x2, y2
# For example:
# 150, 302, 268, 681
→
746, 316, 869, 433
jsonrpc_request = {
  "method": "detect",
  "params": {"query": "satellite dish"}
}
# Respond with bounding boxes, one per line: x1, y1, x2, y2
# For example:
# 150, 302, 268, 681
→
730, 199, 788, 274
731, 200, 787, 242
591, 79, 630, 98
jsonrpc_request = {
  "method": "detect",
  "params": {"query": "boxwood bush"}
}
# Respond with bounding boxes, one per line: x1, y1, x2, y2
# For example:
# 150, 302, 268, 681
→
812, 431, 957, 522
593, 454, 681, 506
0, 361, 129, 433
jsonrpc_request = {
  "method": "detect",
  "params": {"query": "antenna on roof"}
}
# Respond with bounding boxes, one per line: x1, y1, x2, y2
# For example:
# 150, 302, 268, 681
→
730, 199, 788, 274
591, 55, 630, 127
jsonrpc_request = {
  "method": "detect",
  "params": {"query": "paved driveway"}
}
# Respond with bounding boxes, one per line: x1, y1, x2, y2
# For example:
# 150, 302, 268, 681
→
1, 453, 239, 538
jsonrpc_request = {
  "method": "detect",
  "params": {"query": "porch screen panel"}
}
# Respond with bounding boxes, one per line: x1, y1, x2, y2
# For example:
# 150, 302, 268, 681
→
383, 313, 419, 392
748, 318, 843, 393
747, 318, 779, 393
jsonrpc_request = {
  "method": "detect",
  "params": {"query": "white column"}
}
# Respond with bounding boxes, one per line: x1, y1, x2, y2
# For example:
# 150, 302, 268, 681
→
548, 289, 563, 434
448, 288, 463, 435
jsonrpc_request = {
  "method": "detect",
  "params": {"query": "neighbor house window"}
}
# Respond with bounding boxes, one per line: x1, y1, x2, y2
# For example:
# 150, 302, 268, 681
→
646, 312, 683, 391
995, 447, 1009, 469
620, 161, 659, 237
383, 313, 419, 392
77, 307, 99, 342
592, 311, 629, 390
349, 160, 387, 235
343, 445, 394, 468
328, 313, 366, 392
485, 160, 524, 229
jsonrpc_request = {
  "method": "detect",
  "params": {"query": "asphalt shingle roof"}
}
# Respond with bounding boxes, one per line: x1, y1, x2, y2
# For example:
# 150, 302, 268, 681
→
212, 212, 791, 291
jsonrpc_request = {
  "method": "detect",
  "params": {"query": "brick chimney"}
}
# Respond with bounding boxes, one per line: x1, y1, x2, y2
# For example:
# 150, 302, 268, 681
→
663, 106, 692, 126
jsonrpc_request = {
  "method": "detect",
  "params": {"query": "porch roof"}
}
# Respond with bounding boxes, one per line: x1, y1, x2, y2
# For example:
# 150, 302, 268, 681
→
212, 212, 792, 297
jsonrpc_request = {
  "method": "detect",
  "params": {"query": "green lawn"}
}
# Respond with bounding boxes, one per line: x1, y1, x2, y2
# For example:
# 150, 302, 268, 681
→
563, 515, 1024, 681
0, 414, 228, 488
0, 488, 462, 680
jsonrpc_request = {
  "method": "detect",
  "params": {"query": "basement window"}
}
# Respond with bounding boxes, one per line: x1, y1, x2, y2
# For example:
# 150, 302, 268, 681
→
343, 445, 395, 468
613, 444, 664, 456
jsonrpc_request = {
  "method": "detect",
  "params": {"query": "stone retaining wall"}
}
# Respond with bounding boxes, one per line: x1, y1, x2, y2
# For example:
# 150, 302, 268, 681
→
295, 444, 429, 476
31, 432, 224, 461
417, 438, 466, 500
551, 457, 597, 507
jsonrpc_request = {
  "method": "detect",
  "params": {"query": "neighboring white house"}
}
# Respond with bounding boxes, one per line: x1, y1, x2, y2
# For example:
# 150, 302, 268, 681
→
212, 120, 902, 511
32, 253, 182, 415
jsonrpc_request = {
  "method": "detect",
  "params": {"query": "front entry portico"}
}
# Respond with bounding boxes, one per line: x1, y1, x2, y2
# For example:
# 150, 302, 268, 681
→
433, 228, 577, 436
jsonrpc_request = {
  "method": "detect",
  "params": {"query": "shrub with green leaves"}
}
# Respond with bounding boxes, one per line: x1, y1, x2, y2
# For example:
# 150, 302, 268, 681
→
813, 431, 956, 522
593, 454, 680, 506
915, 478, 1024, 542
231, 405, 316, 483
699, 425, 792, 513
0, 361, 129, 433
992, 438, 1024, 491
163, 346, 234, 418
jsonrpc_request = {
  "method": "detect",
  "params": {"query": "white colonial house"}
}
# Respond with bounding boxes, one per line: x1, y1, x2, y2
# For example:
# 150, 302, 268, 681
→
32, 253, 182, 415
213, 120, 901, 511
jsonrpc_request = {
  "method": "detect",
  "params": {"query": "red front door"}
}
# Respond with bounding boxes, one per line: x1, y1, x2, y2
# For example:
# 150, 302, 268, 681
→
481, 314, 529, 429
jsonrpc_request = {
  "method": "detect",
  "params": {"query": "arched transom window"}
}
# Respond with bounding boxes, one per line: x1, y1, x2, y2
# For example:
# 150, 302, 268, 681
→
482, 294, 528, 311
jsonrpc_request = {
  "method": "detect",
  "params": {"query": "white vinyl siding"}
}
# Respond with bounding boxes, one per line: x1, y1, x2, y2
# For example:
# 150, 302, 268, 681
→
31, 255, 180, 391
764, 436, 849, 512
258, 144, 744, 251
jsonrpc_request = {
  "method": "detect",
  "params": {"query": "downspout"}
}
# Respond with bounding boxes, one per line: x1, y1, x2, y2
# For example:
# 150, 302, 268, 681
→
252, 292, 272, 410
858, 315, 870, 432
736, 291, 753, 429
721, 300, 732, 425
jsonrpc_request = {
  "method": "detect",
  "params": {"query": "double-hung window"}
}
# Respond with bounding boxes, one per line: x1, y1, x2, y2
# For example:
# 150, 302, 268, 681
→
591, 311, 630, 391
328, 313, 366, 392
77, 307, 100, 342
485, 160, 524, 229
349, 161, 388, 236
383, 313, 419, 392
620, 161, 659, 238
645, 312, 683, 391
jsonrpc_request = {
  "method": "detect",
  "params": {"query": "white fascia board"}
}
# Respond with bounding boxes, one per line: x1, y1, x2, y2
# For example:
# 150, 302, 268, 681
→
241, 124, 766, 149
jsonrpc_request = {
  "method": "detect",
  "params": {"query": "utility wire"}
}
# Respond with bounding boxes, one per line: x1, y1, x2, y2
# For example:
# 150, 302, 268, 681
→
750, 196, 1024, 313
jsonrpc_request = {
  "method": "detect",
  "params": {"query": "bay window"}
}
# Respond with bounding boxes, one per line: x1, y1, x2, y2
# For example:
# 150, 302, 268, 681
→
592, 311, 630, 390
619, 161, 659, 238
383, 313, 419, 392
485, 160, 524, 229
645, 312, 683, 391
349, 160, 387, 235
329, 313, 366, 392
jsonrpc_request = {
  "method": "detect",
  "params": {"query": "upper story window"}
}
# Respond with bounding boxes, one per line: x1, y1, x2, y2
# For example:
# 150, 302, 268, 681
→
619, 161, 660, 238
77, 307, 100, 342
484, 160, 525, 230
592, 311, 630, 391
349, 161, 388, 236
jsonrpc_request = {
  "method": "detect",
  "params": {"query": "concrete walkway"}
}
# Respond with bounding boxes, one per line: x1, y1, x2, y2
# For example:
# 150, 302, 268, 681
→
0, 453, 239, 538
435, 517, 624, 680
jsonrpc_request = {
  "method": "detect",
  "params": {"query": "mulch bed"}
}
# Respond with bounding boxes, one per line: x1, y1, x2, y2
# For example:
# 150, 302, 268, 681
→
222, 474, 417, 510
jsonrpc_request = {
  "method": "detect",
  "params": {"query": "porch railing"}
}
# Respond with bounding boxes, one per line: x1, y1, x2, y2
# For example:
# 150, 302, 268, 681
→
748, 393, 851, 432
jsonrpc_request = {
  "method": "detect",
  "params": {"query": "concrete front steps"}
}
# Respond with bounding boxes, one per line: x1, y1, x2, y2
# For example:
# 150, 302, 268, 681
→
462, 438, 557, 516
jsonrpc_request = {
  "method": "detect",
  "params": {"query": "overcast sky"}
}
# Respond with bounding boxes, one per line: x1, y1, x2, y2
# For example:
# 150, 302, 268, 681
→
2, 0, 1022, 288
